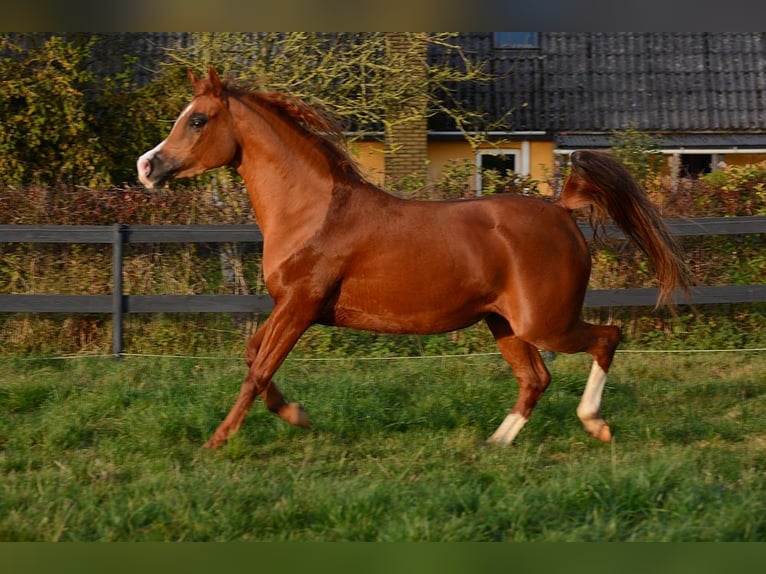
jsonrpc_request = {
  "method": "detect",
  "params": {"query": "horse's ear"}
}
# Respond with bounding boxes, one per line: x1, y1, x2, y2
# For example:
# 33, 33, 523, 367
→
208, 66, 223, 97
187, 69, 199, 85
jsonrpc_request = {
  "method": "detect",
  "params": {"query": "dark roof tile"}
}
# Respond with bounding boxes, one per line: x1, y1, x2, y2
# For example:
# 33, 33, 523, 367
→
435, 32, 766, 136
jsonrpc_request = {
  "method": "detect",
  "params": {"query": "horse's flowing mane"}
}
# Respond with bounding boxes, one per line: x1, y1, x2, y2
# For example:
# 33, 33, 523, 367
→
222, 79, 368, 183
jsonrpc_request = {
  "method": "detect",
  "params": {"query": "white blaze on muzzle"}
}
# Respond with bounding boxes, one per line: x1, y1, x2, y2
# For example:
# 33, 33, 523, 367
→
137, 142, 165, 188
137, 104, 194, 188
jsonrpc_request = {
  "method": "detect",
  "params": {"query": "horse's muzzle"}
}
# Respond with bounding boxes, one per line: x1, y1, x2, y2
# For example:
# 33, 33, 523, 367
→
137, 156, 155, 188
137, 149, 175, 189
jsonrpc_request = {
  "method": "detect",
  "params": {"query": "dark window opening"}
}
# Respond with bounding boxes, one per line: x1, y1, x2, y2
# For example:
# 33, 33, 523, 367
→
479, 152, 519, 194
480, 153, 516, 177
680, 154, 712, 178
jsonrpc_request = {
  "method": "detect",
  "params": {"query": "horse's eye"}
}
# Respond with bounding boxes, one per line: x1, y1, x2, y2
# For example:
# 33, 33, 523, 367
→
189, 113, 208, 129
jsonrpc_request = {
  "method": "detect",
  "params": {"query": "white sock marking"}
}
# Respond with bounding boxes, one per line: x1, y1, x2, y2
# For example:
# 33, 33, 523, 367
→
577, 361, 607, 421
488, 412, 528, 445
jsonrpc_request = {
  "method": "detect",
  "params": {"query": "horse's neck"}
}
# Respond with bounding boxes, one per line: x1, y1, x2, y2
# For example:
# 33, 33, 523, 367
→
232, 99, 336, 272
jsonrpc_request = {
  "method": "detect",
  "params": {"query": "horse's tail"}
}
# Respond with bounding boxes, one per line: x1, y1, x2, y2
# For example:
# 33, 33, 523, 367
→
558, 149, 692, 308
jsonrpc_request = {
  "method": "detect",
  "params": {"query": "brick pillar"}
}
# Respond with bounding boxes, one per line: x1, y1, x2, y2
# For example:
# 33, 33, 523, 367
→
384, 33, 429, 196
385, 118, 428, 193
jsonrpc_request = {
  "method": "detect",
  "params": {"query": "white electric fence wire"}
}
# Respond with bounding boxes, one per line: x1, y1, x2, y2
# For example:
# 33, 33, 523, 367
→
14, 347, 766, 362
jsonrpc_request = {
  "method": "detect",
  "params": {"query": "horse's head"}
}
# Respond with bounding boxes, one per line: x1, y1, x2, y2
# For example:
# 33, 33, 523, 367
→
137, 66, 238, 188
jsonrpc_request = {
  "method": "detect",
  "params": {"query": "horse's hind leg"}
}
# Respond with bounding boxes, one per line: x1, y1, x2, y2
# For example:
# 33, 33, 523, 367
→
578, 360, 613, 442
545, 321, 621, 442
578, 323, 621, 442
485, 315, 551, 445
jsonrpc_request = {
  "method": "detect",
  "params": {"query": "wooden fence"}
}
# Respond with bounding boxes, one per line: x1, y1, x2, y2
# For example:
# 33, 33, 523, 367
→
1, 216, 765, 356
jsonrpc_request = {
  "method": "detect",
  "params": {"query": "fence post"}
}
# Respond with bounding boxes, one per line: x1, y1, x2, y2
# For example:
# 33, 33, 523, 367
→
112, 223, 125, 359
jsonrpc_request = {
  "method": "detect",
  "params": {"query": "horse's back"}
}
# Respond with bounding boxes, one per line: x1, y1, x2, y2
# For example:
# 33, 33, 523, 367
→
413, 194, 590, 273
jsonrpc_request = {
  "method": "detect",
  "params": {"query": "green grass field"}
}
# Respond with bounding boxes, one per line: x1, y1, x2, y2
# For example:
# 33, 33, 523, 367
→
1, 350, 764, 541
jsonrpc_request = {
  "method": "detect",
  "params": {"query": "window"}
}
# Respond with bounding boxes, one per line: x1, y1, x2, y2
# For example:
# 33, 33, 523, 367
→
680, 153, 713, 178
493, 32, 539, 49
476, 150, 520, 194
480, 151, 517, 174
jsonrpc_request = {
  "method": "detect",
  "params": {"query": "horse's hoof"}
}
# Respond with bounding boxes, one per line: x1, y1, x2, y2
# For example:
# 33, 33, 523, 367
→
202, 436, 225, 450
582, 418, 612, 443
596, 424, 612, 443
279, 402, 311, 428
587, 422, 612, 442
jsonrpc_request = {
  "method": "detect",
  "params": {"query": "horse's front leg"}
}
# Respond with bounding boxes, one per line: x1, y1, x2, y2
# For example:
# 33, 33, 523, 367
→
244, 323, 311, 429
203, 304, 313, 449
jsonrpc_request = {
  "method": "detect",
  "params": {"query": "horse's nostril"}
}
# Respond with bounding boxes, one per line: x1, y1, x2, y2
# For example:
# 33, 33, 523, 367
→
136, 154, 157, 188
138, 157, 151, 176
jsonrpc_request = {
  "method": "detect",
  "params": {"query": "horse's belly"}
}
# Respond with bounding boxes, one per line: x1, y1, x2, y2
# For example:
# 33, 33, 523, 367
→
324, 276, 494, 335
327, 305, 486, 335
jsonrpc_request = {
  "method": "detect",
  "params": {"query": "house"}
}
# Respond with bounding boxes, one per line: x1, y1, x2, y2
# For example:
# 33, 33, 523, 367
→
9, 32, 763, 194
355, 32, 766, 195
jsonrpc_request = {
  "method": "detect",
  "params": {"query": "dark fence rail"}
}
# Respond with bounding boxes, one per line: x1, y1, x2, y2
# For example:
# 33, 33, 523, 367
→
1, 217, 765, 356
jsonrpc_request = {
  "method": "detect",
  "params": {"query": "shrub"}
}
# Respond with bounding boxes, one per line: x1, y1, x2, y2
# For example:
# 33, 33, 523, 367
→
698, 162, 766, 217
0, 34, 189, 187
609, 128, 664, 190
0, 35, 102, 186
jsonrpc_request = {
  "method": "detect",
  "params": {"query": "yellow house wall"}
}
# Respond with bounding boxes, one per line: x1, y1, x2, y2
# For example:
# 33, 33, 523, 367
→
428, 140, 556, 192
426, 141, 469, 181
526, 141, 556, 193
349, 140, 386, 186
724, 153, 766, 167
350, 138, 557, 195
350, 139, 766, 194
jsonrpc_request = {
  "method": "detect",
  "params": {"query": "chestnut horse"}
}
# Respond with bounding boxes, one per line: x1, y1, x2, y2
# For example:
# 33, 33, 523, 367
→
138, 67, 690, 450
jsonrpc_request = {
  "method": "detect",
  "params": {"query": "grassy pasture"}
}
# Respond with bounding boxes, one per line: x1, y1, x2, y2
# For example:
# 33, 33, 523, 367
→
1, 351, 765, 541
